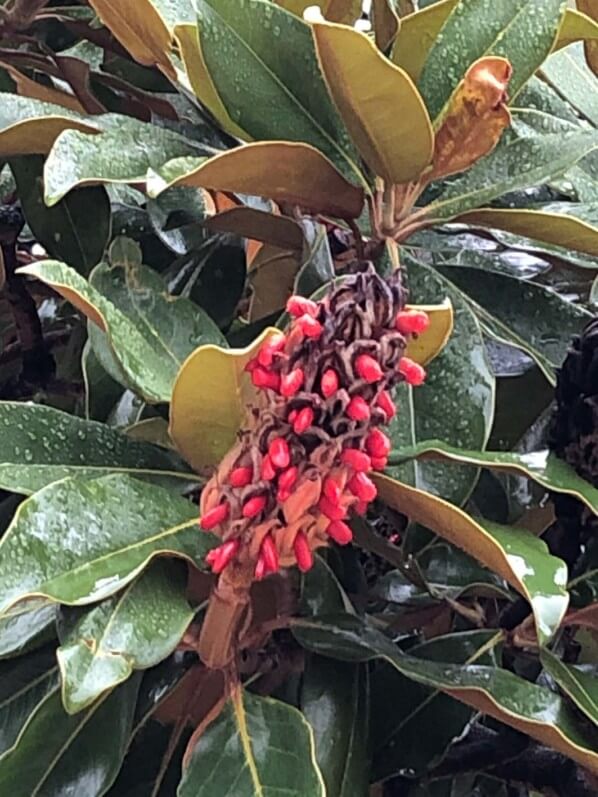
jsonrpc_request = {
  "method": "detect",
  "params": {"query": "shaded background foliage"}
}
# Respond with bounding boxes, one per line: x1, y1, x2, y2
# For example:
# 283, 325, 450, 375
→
0, 1, 598, 795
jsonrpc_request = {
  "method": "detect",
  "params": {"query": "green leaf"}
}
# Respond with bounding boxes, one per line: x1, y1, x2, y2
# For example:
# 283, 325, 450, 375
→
418, 0, 567, 122
389, 440, 598, 519
0, 401, 196, 495
372, 474, 569, 644
194, 0, 365, 184
425, 129, 598, 220
436, 265, 592, 385
388, 258, 494, 505
179, 687, 326, 797
18, 256, 226, 403
0, 601, 56, 659
291, 614, 598, 774
301, 555, 354, 617
57, 560, 193, 714
0, 649, 58, 756
541, 648, 598, 727
0, 675, 139, 796
10, 156, 110, 276
371, 630, 500, 780
82, 341, 124, 423
540, 43, 598, 126
0, 474, 216, 615
43, 115, 211, 205
301, 658, 369, 797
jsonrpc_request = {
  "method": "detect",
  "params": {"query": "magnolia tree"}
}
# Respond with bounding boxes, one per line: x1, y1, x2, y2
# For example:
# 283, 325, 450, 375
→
0, 1, 598, 795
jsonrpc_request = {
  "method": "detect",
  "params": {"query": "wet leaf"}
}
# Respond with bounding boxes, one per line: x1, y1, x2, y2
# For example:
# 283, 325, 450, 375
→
418, 0, 567, 122
10, 155, 110, 276
312, 21, 433, 183
390, 440, 598, 518
179, 686, 326, 796
195, 0, 364, 183
0, 401, 196, 495
149, 142, 365, 219
372, 474, 569, 644
292, 614, 598, 774
43, 116, 206, 205
456, 203, 598, 257
18, 258, 225, 404
437, 265, 592, 385
540, 42, 598, 125
57, 560, 193, 714
169, 327, 279, 471
0, 674, 139, 796
425, 128, 598, 220
541, 648, 598, 727
204, 207, 305, 251
428, 57, 511, 180
0, 601, 56, 660
0, 474, 216, 615
577, 1, 598, 75
0, 94, 97, 157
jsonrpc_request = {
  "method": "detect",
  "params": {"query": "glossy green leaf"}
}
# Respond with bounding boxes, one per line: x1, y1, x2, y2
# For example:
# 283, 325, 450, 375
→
43, 115, 210, 205
18, 256, 226, 403
0, 474, 215, 616
194, 0, 365, 184
540, 42, 598, 126
301, 658, 369, 797
82, 342, 124, 423
425, 129, 598, 220
0, 93, 98, 157
389, 440, 598, 518
418, 0, 567, 122
10, 156, 110, 276
57, 560, 193, 714
373, 474, 569, 644
301, 555, 354, 617
371, 630, 500, 780
0, 602, 56, 660
388, 258, 494, 505
541, 648, 598, 727
179, 687, 326, 796
0, 401, 196, 495
0, 676, 139, 796
291, 614, 598, 774
437, 265, 592, 385
0, 649, 58, 756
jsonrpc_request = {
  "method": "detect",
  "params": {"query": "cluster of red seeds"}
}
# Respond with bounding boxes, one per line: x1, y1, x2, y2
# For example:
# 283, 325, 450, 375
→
198, 267, 428, 580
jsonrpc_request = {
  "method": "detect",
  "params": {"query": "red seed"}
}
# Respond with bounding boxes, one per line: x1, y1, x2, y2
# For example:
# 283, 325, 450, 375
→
376, 390, 396, 420
229, 466, 253, 488
287, 295, 318, 318
323, 476, 342, 503
288, 409, 298, 424
347, 396, 370, 422
294, 531, 313, 572
199, 502, 229, 530
354, 501, 368, 516
398, 357, 426, 386
326, 520, 353, 545
278, 466, 298, 493
321, 369, 339, 398
207, 539, 239, 573
297, 314, 323, 339
252, 367, 280, 391
255, 554, 267, 581
293, 406, 314, 434
348, 472, 377, 502
269, 437, 290, 469
370, 456, 388, 470
366, 428, 391, 459
260, 534, 279, 573
395, 309, 430, 336
243, 494, 267, 518
319, 496, 347, 521
257, 333, 286, 367
280, 368, 304, 397
340, 448, 371, 472
355, 354, 383, 383
244, 356, 259, 373
277, 488, 291, 503
261, 455, 277, 481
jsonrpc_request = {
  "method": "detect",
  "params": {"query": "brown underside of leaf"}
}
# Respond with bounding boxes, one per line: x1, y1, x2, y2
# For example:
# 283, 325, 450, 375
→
427, 56, 512, 183
578, 1, 598, 76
